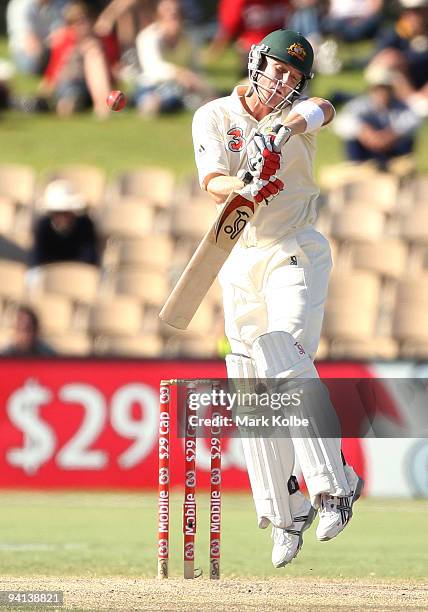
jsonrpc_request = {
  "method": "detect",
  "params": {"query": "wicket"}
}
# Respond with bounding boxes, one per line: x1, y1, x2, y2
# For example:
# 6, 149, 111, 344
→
157, 379, 222, 580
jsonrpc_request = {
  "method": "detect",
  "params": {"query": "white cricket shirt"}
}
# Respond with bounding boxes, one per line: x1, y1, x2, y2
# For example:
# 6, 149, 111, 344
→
192, 85, 320, 248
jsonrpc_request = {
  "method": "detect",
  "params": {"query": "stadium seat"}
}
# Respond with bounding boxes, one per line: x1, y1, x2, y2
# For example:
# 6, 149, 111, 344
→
331, 205, 384, 243
172, 200, 216, 240
173, 174, 195, 205
119, 235, 174, 270
44, 332, 92, 356
90, 296, 142, 337
117, 167, 175, 208
116, 269, 169, 305
395, 276, 428, 305
40, 263, 100, 304
409, 174, 428, 207
0, 327, 12, 350
164, 333, 219, 358
401, 205, 428, 245
0, 193, 33, 250
0, 198, 15, 235
323, 307, 378, 340
323, 271, 381, 340
42, 165, 106, 208
0, 261, 26, 301
400, 340, 428, 359
100, 200, 154, 239
175, 184, 213, 209
0, 164, 36, 206
326, 270, 381, 309
349, 239, 407, 279
171, 238, 197, 272
318, 161, 377, 192
392, 276, 428, 345
329, 337, 399, 360
30, 294, 73, 335
101, 334, 163, 357
392, 304, 428, 342
345, 173, 399, 213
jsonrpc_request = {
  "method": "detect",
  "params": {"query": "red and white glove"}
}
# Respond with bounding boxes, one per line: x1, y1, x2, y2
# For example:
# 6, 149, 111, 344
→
239, 174, 284, 205
247, 126, 291, 180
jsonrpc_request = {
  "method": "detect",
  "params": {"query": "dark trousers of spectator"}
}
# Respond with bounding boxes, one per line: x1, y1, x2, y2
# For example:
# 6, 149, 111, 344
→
289, 8, 321, 39
346, 137, 414, 169
322, 14, 381, 42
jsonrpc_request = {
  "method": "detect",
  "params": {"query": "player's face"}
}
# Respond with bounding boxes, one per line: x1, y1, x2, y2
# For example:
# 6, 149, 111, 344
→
256, 57, 304, 109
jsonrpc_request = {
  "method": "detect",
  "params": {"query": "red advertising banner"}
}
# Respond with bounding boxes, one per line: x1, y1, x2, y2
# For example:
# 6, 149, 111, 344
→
0, 359, 368, 490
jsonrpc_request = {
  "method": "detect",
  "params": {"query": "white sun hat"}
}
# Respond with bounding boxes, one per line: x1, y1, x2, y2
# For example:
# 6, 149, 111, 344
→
364, 66, 395, 87
400, 0, 428, 8
42, 180, 86, 212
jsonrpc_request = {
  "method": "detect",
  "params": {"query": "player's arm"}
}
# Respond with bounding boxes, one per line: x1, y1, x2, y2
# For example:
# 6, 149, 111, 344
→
192, 106, 235, 204
283, 97, 335, 136
205, 173, 244, 204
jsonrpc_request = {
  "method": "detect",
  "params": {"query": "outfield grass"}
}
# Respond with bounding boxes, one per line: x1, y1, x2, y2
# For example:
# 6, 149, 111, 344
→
0, 492, 427, 579
0, 39, 427, 177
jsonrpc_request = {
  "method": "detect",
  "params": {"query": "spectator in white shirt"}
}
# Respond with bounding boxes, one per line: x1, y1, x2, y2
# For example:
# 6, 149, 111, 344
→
322, 0, 383, 42
6, 0, 67, 74
134, 0, 214, 116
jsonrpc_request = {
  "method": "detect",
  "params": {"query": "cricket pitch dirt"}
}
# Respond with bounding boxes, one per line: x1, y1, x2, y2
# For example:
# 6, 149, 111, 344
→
1, 576, 427, 611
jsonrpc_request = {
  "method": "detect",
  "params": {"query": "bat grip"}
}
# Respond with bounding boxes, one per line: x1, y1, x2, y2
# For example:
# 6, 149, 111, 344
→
242, 170, 253, 185
242, 124, 286, 185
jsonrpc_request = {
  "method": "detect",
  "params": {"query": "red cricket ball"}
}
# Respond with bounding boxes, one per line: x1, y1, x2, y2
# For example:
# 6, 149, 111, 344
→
106, 90, 126, 112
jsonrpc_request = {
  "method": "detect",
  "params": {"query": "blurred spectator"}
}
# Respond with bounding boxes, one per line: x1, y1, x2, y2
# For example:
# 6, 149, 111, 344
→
94, 0, 155, 41
0, 59, 15, 110
289, 0, 322, 42
6, 0, 67, 75
93, 0, 155, 81
368, 0, 428, 117
29, 179, 100, 269
288, 1, 332, 75
1, 305, 56, 356
322, 0, 383, 42
180, 0, 218, 48
208, 0, 290, 75
39, 1, 113, 117
134, 0, 215, 116
333, 68, 421, 169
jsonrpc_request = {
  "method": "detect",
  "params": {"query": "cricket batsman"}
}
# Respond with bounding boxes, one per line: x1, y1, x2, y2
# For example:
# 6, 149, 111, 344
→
192, 29, 364, 567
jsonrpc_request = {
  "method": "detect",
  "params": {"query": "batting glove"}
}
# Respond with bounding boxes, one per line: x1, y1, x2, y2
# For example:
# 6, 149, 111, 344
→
246, 126, 291, 180
239, 175, 284, 205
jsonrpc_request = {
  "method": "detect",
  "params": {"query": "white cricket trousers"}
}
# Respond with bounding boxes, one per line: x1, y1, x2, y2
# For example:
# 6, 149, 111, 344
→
219, 225, 331, 357
219, 225, 350, 509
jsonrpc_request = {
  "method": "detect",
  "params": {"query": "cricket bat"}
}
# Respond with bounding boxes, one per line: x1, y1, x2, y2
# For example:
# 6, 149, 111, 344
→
159, 126, 288, 330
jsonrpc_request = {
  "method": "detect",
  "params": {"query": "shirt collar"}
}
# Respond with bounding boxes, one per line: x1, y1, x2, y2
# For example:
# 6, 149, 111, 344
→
230, 85, 255, 117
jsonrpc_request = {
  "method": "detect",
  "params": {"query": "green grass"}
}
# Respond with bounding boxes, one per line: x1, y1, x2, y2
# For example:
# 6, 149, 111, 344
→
0, 492, 427, 579
0, 39, 427, 177
0, 111, 195, 177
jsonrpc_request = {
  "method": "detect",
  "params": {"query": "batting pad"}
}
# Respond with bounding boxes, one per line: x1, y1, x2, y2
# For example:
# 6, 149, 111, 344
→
226, 353, 294, 529
252, 331, 351, 507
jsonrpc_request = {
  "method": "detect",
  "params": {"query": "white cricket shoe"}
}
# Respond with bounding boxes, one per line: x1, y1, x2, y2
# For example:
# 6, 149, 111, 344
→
271, 491, 316, 568
316, 466, 364, 542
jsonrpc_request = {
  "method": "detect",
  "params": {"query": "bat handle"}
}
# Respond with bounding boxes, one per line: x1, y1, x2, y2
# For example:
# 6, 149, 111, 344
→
242, 170, 253, 185
241, 124, 286, 185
